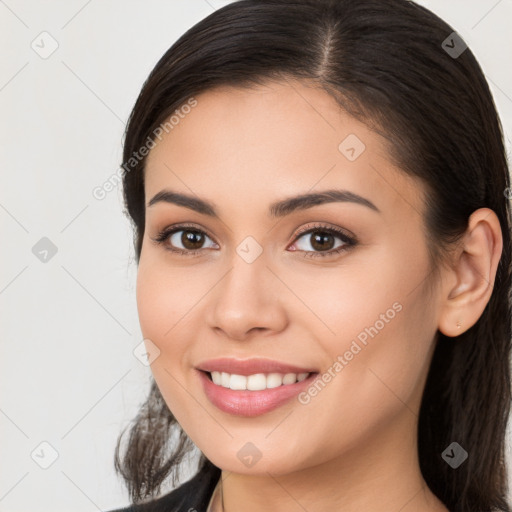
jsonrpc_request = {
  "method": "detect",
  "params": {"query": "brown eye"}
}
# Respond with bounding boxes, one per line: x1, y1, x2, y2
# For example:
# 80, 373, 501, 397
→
152, 225, 218, 255
179, 230, 207, 250
291, 225, 355, 257
308, 231, 336, 251
166, 228, 217, 251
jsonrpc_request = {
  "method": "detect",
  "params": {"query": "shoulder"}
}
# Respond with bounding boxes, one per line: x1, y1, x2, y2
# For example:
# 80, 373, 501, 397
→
107, 465, 221, 512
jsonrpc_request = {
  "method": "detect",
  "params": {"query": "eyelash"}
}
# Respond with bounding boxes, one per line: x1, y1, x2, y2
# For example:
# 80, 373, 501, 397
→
151, 222, 357, 259
293, 223, 357, 258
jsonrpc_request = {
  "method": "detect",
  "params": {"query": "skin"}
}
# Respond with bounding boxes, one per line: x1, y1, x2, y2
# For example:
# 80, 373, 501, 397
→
136, 79, 503, 512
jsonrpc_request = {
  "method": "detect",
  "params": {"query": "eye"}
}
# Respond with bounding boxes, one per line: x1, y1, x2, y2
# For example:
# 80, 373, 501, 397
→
289, 223, 357, 258
151, 224, 218, 255
151, 222, 357, 258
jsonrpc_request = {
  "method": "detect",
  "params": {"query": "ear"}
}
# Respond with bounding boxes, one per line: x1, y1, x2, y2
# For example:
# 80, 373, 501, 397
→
438, 208, 503, 337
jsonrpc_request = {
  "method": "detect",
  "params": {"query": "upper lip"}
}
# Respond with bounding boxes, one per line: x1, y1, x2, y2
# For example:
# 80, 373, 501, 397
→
196, 357, 318, 376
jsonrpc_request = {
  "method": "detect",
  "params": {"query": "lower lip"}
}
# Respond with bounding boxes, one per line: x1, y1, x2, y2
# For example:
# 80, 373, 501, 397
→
197, 370, 319, 417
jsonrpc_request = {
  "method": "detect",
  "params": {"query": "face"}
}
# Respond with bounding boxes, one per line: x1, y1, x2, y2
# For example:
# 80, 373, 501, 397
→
137, 79, 441, 476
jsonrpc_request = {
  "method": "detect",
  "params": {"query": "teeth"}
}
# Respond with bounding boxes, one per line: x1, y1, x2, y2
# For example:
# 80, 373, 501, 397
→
230, 373, 246, 390
221, 371, 230, 388
283, 373, 297, 385
267, 373, 283, 388
247, 373, 266, 390
210, 371, 310, 390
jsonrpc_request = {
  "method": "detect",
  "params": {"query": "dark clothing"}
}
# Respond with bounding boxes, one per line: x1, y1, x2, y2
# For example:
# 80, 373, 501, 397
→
108, 468, 220, 512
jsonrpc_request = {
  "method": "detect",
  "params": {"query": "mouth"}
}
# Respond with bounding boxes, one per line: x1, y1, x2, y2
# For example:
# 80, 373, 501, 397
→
197, 369, 319, 417
202, 369, 315, 390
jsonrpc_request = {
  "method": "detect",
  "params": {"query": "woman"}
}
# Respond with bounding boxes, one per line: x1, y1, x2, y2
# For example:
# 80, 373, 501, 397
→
110, 0, 512, 510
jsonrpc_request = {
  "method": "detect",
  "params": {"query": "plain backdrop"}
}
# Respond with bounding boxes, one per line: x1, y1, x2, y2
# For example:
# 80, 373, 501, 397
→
1, 1, 511, 510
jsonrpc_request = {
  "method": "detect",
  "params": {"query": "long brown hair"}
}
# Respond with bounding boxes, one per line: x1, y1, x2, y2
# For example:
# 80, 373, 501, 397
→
114, 1, 512, 510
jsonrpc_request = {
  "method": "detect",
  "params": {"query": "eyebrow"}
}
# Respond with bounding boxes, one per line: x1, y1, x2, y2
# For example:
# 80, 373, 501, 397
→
147, 188, 380, 218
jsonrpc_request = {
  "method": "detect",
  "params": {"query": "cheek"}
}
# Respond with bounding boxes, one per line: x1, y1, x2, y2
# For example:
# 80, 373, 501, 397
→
302, 225, 433, 359
135, 251, 218, 416
275, 298, 435, 470
135, 256, 196, 415
136, 261, 173, 344
135, 250, 209, 348
283, 248, 412, 346
287, 241, 435, 429
135, 261, 198, 425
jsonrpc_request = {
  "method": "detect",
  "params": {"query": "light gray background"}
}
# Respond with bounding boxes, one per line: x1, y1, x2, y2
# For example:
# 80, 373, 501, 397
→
1, 1, 511, 511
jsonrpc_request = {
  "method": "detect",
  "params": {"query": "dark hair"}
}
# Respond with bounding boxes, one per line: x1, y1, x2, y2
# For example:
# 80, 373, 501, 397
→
114, 0, 512, 510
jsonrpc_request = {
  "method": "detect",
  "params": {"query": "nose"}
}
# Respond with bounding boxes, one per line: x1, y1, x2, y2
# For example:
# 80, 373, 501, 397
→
205, 250, 288, 341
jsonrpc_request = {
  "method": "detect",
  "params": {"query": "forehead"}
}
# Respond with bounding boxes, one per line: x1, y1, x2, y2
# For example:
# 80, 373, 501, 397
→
144, 80, 425, 222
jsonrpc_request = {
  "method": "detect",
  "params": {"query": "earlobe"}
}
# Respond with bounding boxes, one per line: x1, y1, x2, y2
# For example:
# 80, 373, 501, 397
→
438, 208, 503, 338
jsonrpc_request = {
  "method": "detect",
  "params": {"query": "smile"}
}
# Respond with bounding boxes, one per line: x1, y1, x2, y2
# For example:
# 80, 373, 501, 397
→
197, 369, 319, 417
208, 370, 310, 390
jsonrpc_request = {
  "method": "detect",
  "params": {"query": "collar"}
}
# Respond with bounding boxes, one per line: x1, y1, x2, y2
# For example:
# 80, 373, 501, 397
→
206, 478, 224, 512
